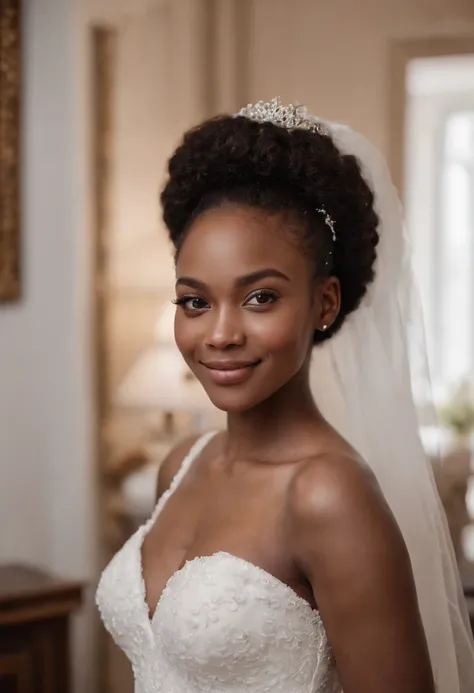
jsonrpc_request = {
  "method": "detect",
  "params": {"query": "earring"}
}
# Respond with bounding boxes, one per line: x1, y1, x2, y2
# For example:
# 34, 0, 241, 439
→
321, 324, 328, 332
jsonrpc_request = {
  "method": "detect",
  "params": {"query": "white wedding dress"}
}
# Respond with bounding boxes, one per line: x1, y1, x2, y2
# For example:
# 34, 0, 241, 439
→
96, 432, 341, 693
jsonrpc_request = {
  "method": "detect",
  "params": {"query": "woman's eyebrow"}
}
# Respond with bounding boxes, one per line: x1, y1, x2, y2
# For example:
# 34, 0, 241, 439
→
175, 268, 290, 290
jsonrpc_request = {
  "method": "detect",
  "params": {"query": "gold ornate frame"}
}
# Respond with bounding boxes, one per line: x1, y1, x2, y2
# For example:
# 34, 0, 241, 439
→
0, 0, 21, 301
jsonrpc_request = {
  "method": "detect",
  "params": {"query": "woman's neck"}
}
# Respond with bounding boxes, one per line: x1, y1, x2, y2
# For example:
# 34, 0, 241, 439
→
224, 371, 324, 462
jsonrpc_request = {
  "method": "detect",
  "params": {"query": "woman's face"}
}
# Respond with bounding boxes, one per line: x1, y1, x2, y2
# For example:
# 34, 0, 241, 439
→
174, 204, 339, 413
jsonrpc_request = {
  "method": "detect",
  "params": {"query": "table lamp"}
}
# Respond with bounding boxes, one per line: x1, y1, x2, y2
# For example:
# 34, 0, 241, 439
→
115, 302, 222, 435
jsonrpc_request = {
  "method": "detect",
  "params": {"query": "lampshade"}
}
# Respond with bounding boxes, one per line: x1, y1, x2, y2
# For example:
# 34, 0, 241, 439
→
154, 301, 176, 345
115, 302, 220, 416
115, 343, 218, 414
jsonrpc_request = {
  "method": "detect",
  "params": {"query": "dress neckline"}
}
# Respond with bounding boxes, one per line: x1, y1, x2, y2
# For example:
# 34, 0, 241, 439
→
137, 432, 320, 631
140, 549, 321, 629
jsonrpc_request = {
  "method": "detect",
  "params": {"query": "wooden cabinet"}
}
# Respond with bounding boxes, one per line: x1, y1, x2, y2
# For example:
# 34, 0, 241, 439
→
0, 565, 83, 693
461, 562, 474, 636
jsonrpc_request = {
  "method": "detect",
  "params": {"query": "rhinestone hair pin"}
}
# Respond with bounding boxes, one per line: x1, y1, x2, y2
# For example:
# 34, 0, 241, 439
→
237, 98, 336, 242
315, 208, 336, 243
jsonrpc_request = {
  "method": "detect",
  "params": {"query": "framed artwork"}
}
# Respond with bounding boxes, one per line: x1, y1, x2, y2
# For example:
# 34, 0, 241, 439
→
0, 0, 21, 301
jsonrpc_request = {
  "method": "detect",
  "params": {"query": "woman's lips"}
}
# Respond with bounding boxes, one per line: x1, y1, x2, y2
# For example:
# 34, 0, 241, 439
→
201, 360, 261, 386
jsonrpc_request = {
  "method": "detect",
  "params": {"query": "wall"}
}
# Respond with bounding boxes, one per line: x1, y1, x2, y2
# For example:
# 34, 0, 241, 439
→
0, 0, 96, 689
248, 0, 474, 156
0, 0, 91, 568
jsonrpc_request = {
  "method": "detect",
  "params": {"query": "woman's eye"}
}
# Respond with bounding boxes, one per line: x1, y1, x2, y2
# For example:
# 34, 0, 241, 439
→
245, 290, 278, 307
175, 296, 208, 311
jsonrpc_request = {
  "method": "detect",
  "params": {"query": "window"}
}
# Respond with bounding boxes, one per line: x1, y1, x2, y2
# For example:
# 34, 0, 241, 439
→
436, 112, 474, 386
405, 56, 474, 400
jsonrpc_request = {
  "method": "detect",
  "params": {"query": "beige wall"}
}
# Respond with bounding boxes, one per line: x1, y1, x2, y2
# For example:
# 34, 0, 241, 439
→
248, 0, 474, 154
0, 0, 96, 690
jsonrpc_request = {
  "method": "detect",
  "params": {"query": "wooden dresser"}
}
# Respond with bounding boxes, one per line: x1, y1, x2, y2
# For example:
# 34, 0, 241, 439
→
0, 565, 83, 693
461, 561, 474, 636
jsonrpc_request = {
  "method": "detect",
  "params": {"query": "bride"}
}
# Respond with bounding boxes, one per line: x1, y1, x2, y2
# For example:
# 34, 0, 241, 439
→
96, 99, 474, 692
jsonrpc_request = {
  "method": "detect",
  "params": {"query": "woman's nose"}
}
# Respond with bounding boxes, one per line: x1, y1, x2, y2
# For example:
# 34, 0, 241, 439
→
205, 308, 245, 349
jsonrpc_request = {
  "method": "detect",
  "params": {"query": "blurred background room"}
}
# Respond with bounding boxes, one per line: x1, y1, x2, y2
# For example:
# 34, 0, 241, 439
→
1, 1, 474, 692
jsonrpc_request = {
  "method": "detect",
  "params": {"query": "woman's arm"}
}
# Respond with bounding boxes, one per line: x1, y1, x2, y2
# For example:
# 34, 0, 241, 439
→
290, 454, 435, 693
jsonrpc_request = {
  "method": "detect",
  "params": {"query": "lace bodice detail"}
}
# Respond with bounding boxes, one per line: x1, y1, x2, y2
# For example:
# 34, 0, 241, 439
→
96, 433, 341, 692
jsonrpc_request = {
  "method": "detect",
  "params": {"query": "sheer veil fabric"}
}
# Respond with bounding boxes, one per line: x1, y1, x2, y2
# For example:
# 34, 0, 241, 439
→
307, 116, 474, 692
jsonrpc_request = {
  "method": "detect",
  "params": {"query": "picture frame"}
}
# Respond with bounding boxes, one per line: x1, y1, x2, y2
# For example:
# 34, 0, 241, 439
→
0, 0, 21, 301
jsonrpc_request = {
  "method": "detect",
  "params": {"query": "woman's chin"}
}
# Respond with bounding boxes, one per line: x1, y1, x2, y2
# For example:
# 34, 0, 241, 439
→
204, 387, 264, 415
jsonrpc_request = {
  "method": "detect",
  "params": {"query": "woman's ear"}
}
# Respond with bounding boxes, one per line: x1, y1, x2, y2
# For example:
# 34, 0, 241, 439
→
313, 276, 341, 332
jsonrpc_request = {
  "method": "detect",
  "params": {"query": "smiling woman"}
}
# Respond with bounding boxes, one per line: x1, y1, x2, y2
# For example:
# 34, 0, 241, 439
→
96, 101, 474, 693
172, 204, 340, 412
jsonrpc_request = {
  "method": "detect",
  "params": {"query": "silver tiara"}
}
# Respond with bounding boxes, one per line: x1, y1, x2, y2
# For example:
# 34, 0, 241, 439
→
238, 97, 329, 136
237, 98, 336, 242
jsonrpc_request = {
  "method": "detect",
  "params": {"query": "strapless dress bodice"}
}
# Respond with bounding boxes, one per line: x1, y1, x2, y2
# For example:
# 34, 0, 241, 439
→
96, 433, 341, 693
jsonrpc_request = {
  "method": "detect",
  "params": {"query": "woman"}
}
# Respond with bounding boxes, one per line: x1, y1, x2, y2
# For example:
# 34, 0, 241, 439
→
97, 99, 474, 692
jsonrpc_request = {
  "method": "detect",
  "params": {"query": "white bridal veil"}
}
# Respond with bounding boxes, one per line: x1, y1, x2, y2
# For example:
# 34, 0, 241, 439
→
308, 116, 474, 692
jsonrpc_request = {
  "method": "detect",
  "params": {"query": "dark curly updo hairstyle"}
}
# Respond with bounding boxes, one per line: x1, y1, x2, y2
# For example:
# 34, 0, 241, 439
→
161, 114, 380, 343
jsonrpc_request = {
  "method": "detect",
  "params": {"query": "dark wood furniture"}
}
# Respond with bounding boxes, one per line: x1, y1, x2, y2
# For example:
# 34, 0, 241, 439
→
0, 564, 83, 693
460, 561, 474, 636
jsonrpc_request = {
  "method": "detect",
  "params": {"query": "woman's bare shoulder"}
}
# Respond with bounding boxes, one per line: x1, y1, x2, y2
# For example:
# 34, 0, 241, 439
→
287, 452, 434, 693
289, 450, 383, 524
